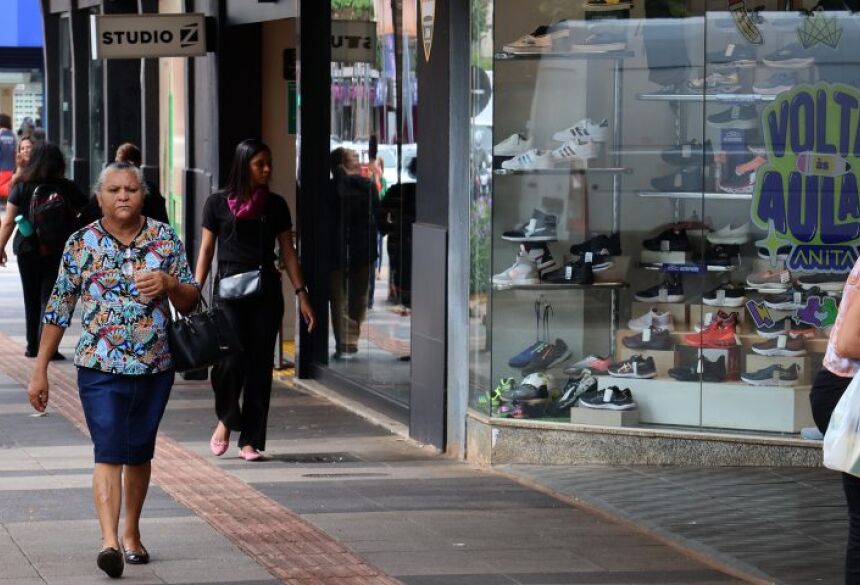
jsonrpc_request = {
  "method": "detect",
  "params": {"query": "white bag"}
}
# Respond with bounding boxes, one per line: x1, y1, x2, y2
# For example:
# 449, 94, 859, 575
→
823, 372, 860, 476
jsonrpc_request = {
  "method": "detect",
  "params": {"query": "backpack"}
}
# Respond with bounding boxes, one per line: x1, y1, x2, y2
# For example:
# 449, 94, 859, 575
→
28, 184, 80, 253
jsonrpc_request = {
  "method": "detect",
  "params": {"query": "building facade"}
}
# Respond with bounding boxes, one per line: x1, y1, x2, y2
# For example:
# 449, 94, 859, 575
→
38, 0, 848, 466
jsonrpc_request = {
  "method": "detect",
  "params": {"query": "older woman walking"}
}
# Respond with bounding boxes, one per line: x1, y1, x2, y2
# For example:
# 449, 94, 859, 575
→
195, 139, 315, 461
27, 161, 199, 578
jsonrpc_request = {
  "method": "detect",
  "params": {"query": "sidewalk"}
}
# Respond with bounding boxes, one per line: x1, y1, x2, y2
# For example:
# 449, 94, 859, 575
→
0, 248, 742, 584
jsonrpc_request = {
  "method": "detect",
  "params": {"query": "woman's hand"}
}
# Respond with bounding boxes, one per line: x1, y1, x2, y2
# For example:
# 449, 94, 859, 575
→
0, 248, 7, 267
134, 271, 176, 298
299, 293, 316, 332
27, 371, 49, 412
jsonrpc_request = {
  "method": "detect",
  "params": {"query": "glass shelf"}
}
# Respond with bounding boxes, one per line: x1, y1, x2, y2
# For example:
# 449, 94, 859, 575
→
492, 281, 629, 291
637, 190, 753, 201
494, 50, 634, 61
637, 92, 777, 103
494, 167, 630, 176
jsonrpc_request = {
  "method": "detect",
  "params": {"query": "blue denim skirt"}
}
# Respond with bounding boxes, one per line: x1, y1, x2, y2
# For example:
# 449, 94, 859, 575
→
77, 367, 174, 465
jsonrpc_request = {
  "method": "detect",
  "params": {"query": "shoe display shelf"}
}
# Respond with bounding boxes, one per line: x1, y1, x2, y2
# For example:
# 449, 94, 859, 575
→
492, 281, 628, 291
494, 50, 635, 61
636, 92, 777, 103
494, 166, 630, 176
636, 190, 752, 201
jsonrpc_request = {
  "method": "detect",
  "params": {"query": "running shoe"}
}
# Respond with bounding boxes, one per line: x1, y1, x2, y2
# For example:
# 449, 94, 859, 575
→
521, 338, 572, 373
762, 44, 815, 69
622, 327, 673, 350
570, 354, 612, 375
543, 260, 594, 285
608, 355, 656, 379
797, 273, 847, 292
756, 317, 815, 339
741, 364, 800, 386
668, 355, 726, 382
579, 386, 637, 410
501, 372, 552, 404
634, 279, 685, 303
494, 133, 533, 156
477, 378, 515, 408
555, 375, 598, 411
500, 149, 555, 171
552, 139, 599, 163
751, 334, 807, 357
746, 269, 791, 290
502, 209, 558, 242
707, 105, 758, 129
763, 286, 821, 311
552, 118, 609, 143
753, 71, 798, 95
569, 232, 622, 256
503, 21, 571, 54
684, 312, 738, 348
707, 222, 751, 245
643, 228, 690, 252
703, 283, 746, 307
508, 340, 550, 369
628, 308, 674, 332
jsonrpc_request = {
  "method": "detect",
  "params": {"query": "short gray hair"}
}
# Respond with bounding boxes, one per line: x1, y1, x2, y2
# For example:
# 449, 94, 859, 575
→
93, 161, 149, 197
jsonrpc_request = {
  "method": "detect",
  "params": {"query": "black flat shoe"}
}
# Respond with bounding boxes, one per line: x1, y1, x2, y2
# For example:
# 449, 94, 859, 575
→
97, 547, 124, 578
123, 544, 149, 565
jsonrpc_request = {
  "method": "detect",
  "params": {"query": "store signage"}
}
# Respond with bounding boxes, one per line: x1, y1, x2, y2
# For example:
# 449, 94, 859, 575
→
751, 82, 860, 273
421, 0, 435, 62
90, 13, 206, 59
797, 295, 838, 327
331, 20, 376, 64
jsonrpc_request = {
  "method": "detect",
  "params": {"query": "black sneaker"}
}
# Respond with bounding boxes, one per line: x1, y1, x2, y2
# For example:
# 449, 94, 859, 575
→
741, 363, 800, 386
622, 327, 673, 350
569, 232, 622, 256
756, 316, 815, 338
502, 209, 558, 242
543, 260, 594, 285
643, 228, 690, 252
555, 375, 598, 411
704, 244, 739, 267
634, 279, 684, 303
669, 355, 726, 382
578, 386, 637, 411
504, 383, 550, 404
608, 355, 657, 379
521, 338, 572, 373
703, 282, 746, 307
797, 273, 847, 292
707, 105, 758, 129
522, 242, 561, 276
763, 286, 819, 311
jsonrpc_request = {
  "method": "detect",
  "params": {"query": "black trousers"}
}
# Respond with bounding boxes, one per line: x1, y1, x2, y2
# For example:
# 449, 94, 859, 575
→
17, 251, 62, 355
810, 368, 860, 584
211, 274, 284, 451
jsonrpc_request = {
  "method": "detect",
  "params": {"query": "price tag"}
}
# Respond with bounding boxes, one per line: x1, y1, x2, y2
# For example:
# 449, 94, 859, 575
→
682, 144, 692, 158
660, 240, 671, 252
793, 292, 802, 305
780, 271, 791, 284
526, 219, 537, 235
584, 252, 594, 263
565, 265, 573, 280
773, 369, 781, 383
642, 328, 652, 342
658, 287, 668, 301
674, 173, 683, 188
716, 289, 726, 303
603, 388, 613, 402
696, 357, 704, 374
704, 312, 714, 327
725, 43, 736, 57
777, 335, 787, 349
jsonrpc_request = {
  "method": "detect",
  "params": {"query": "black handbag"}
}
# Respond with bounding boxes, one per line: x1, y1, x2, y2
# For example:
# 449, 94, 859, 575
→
217, 216, 266, 301
167, 298, 243, 372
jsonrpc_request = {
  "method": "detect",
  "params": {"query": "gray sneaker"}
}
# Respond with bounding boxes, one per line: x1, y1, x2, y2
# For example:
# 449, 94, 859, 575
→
741, 364, 799, 386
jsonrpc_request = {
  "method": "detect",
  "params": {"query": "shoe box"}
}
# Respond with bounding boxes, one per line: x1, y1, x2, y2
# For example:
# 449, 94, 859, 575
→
640, 250, 692, 265
744, 355, 811, 385
630, 301, 689, 330
569, 403, 640, 427
675, 345, 741, 381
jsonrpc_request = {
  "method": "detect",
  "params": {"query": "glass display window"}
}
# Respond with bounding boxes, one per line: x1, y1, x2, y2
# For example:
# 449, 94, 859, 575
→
469, 0, 859, 436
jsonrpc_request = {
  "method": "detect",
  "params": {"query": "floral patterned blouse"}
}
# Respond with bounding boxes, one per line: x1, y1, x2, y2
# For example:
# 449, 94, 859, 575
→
43, 218, 197, 375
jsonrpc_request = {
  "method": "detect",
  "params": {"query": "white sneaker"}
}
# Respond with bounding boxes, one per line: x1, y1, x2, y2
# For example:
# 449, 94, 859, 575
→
494, 133, 533, 156
503, 23, 570, 54
707, 222, 751, 245
628, 308, 674, 332
501, 149, 555, 171
552, 118, 609, 143
552, 140, 599, 163
492, 255, 540, 287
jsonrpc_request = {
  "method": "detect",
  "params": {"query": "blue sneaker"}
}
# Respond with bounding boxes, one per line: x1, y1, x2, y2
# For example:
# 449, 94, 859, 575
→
508, 341, 548, 369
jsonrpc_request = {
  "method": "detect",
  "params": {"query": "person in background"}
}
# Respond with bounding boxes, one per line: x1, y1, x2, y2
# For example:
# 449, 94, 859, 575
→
0, 142, 90, 359
329, 147, 379, 358
0, 114, 16, 201
195, 139, 315, 461
28, 161, 200, 578
379, 156, 416, 309
115, 143, 169, 223
810, 258, 860, 583
9, 136, 34, 191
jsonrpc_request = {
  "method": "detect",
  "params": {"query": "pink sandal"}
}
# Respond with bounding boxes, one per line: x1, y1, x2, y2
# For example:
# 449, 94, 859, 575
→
209, 436, 228, 456
238, 448, 263, 462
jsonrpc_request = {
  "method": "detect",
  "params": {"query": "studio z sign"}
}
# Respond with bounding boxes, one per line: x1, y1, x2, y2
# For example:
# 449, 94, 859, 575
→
90, 13, 207, 59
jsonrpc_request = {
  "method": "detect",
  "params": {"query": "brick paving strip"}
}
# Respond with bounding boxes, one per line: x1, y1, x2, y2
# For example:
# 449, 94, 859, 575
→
0, 331, 403, 585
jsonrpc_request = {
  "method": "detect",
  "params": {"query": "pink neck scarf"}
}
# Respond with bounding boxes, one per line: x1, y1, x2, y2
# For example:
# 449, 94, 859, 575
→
227, 186, 268, 220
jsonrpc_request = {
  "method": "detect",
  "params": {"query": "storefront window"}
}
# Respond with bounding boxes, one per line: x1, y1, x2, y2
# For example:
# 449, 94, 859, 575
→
469, 0, 854, 435
324, 0, 417, 408
88, 7, 104, 185
158, 0, 186, 236
57, 14, 72, 166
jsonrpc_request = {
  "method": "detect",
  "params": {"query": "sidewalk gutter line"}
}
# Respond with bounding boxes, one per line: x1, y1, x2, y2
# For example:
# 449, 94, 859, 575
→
492, 467, 778, 585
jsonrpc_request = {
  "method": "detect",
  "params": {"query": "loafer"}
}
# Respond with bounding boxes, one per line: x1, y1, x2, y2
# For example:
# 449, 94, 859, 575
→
238, 448, 263, 461
209, 436, 228, 457
123, 544, 149, 565
97, 547, 124, 578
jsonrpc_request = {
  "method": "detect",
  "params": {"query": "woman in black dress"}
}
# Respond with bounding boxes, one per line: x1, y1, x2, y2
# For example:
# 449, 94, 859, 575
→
195, 139, 315, 461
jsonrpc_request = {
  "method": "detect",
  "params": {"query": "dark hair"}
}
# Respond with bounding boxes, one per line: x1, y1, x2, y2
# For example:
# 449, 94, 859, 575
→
0, 114, 10, 129
329, 147, 346, 175
19, 142, 65, 184
224, 139, 270, 200
115, 142, 142, 167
